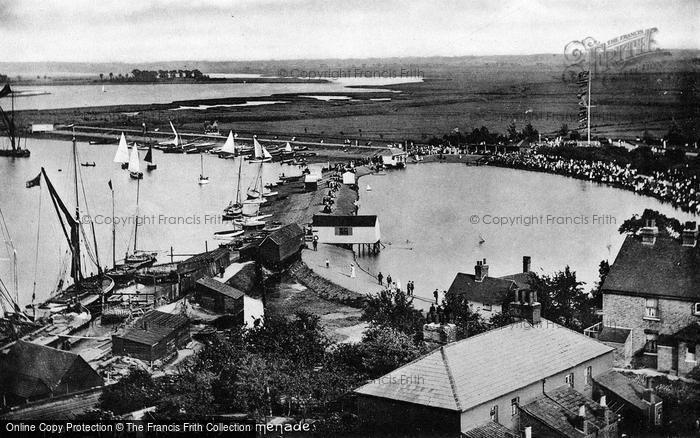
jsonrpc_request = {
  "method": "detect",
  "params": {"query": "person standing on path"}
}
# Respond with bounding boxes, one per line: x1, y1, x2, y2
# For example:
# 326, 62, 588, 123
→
377, 272, 384, 285
387, 274, 392, 287
350, 264, 356, 278
325, 259, 330, 268
434, 289, 439, 304
312, 235, 318, 251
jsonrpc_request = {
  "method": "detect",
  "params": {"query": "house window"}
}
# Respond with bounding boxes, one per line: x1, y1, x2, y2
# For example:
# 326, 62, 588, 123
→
490, 405, 498, 422
511, 397, 519, 416
482, 303, 492, 311
645, 334, 658, 354
686, 344, 697, 362
693, 303, 700, 316
645, 298, 659, 319
335, 226, 353, 236
565, 372, 574, 388
585, 366, 592, 386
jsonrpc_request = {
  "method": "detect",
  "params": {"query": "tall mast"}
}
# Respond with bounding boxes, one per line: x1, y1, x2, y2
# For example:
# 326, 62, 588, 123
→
587, 57, 592, 146
134, 178, 140, 253
72, 129, 82, 284
111, 184, 116, 268
236, 156, 242, 204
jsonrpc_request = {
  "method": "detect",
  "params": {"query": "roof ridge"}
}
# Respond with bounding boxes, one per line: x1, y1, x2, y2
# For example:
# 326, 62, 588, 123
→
440, 346, 462, 411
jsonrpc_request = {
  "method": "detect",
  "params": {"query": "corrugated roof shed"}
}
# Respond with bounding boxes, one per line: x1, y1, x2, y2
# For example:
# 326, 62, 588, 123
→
264, 223, 304, 246
355, 320, 613, 412
140, 310, 189, 329
312, 214, 377, 227
593, 370, 648, 411
602, 234, 700, 300
447, 273, 517, 305
197, 276, 244, 300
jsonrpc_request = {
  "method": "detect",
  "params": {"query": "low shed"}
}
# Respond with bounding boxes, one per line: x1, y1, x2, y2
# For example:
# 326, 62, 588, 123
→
258, 223, 305, 268
112, 311, 190, 363
196, 275, 244, 316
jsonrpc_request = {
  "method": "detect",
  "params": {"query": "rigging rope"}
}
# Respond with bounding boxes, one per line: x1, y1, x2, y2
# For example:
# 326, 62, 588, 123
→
31, 186, 42, 303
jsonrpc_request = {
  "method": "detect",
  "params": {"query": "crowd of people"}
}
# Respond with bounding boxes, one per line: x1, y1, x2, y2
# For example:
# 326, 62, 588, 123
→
488, 152, 700, 214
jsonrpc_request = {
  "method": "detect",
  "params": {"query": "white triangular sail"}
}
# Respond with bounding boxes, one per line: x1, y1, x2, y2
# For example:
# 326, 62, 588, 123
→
253, 137, 263, 159
284, 142, 293, 153
169, 120, 180, 147
128, 145, 141, 173
262, 146, 272, 159
221, 131, 236, 154
114, 132, 130, 163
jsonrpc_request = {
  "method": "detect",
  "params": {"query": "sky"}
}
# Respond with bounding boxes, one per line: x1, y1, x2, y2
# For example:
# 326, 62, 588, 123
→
0, 0, 698, 62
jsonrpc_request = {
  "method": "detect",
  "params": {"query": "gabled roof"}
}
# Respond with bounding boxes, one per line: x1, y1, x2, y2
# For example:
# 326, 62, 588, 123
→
312, 214, 378, 227
463, 421, 515, 438
263, 223, 304, 246
498, 272, 531, 291
117, 325, 175, 346
355, 320, 613, 412
447, 273, 517, 305
602, 234, 700, 300
180, 247, 230, 265
520, 386, 612, 438
140, 310, 189, 329
0, 341, 96, 398
0, 387, 103, 420
196, 276, 244, 300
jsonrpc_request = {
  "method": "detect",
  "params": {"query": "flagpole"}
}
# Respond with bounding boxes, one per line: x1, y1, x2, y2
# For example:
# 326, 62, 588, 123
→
587, 57, 592, 146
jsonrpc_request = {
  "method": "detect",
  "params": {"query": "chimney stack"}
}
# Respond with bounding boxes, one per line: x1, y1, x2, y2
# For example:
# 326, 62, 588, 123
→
474, 259, 489, 282
640, 219, 659, 245
523, 256, 531, 273
573, 405, 587, 433
682, 221, 698, 247
509, 288, 541, 325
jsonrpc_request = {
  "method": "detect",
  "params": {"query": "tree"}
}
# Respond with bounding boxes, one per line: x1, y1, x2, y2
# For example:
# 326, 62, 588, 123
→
558, 123, 569, 138
108, 72, 114, 81
99, 368, 162, 415
618, 209, 683, 236
592, 260, 610, 309
358, 326, 422, 378
521, 122, 539, 142
569, 130, 581, 140
361, 288, 424, 339
99, 73, 104, 81
155, 365, 216, 420
507, 123, 519, 141
442, 291, 489, 339
528, 267, 594, 331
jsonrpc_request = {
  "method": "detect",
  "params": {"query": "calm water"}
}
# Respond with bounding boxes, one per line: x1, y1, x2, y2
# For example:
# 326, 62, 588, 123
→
358, 163, 696, 309
0, 138, 309, 306
11, 82, 394, 111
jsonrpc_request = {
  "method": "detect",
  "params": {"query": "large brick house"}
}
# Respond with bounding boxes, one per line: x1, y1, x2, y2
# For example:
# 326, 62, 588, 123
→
585, 220, 700, 377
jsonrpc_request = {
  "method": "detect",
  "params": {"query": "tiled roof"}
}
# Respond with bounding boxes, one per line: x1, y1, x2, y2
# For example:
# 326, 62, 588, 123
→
197, 276, 244, 300
520, 386, 612, 438
463, 421, 515, 438
499, 272, 531, 291
593, 370, 648, 411
602, 234, 700, 300
312, 214, 377, 227
355, 320, 613, 411
447, 273, 517, 305
117, 325, 175, 346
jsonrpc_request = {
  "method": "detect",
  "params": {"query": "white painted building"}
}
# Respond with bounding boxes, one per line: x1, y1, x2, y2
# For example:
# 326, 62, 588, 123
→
311, 215, 380, 245
342, 171, 356, 185
379, 148, 407, 168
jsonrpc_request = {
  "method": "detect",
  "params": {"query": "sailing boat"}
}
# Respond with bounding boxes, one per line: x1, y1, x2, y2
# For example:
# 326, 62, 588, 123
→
249, 137, 272, 163
246, 163, 266, 200
198, 154, 209, 185
0, 84, 30, 158
128, 145, 143, 179
160, 120, 185, 153
217, 130, 237, 158
114, 132, 130, 169
223, 157, 244, 219
145, 145, 157, 170
123, 174, 157, 267
36, 136, 114, 317
101, 85, 106, 93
